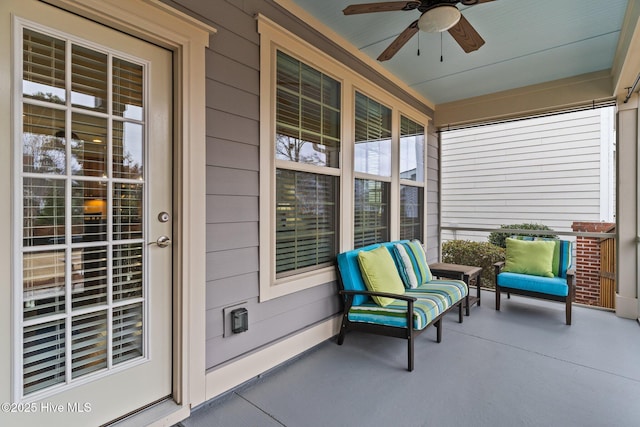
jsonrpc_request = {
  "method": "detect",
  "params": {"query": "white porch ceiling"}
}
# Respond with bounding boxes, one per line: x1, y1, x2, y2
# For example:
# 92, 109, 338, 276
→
286, 0, 630, 105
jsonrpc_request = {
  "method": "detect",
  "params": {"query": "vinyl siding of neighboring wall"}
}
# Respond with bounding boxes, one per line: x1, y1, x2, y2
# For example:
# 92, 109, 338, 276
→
163, 0, 435, 370
426, 123, 440, 262
440, 108, 615, 242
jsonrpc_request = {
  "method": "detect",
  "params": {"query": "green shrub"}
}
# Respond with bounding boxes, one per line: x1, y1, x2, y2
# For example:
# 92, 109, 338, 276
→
487, 223, 558, 248
441, 240, 505, 288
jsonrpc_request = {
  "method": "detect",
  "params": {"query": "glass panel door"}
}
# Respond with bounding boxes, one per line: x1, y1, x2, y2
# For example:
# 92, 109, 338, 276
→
21, 28, 148, 398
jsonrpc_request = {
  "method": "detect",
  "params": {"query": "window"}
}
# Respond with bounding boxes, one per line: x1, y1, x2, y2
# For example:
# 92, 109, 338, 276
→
276, 169, 338, 276
399, 116, 425, 241
354, 92, 391, 176
354, 179, 389, 247
274, 51, 341, 278
353, 92, 392, 248
258, 17, 430, 299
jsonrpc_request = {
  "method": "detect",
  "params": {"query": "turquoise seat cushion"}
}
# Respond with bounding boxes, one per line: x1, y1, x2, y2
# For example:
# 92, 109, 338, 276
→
347, 293, 445, 330
411, 279, 468, 307
497, 272, 569, 297
336, 243, 381, 306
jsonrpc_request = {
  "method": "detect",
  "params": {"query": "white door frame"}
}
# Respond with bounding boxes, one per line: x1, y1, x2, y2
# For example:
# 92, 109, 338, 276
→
1, 0, 215, 424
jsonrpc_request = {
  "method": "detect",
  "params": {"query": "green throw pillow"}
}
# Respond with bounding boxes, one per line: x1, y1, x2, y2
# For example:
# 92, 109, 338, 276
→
357, 246, 405, 307
503, 238, 555, 278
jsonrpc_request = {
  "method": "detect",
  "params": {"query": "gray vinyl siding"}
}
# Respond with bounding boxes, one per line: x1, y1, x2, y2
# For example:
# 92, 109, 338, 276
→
426, 123, 439, 263
163, 0, 435, 370
440, 108, 613, 242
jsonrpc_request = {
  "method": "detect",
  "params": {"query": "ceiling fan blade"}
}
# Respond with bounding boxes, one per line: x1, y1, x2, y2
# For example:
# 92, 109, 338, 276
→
461, 0, 495, 4
343, 1, 421, 15
377, 20, 419, 61
447, 14, 485, 53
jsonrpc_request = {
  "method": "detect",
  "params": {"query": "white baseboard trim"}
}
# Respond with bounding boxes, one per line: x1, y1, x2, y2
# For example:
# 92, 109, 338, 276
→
204, 316, 340, 402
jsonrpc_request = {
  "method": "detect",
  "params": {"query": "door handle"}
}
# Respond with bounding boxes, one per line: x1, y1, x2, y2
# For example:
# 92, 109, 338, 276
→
150, 235, 172, 248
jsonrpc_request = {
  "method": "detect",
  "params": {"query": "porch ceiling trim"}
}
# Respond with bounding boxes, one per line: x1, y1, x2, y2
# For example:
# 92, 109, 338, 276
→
612, 0, 640, 99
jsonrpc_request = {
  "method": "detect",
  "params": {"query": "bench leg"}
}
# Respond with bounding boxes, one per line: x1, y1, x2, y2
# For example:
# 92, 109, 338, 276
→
407, 335, 414, 372
459, 302, 463, 323
566, 298, 572, 325
435, 319, 442, 343
495, 287, 501, 311
337, 316, 348, 345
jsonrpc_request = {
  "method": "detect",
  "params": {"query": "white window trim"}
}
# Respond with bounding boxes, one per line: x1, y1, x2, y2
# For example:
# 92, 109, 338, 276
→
258, 15, 430, 301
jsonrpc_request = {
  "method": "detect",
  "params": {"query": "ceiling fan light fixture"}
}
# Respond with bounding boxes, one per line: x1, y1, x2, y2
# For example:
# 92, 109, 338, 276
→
418, 5, 461, 33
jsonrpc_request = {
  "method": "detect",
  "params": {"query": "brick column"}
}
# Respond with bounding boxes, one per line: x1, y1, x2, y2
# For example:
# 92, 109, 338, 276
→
571, 222, 615, 306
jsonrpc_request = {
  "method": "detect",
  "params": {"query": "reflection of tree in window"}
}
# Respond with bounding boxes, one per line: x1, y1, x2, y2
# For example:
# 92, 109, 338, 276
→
275, 51, 340, 168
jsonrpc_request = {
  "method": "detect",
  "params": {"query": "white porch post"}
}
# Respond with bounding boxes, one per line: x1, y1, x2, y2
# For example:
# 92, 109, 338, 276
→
615, 95, 639, 320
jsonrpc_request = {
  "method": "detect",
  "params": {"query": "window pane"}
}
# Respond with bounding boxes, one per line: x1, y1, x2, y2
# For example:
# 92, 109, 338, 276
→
71, 246, 108, 310
113, 303, 143, 365
114, 121, 144, 180
72, 44, 107, 112
72, 180, 107, 242
113, 58, 143, 120
23, 250, 66, 321
23, 29, 66, 104
113, 244, 144, 301
400, 116, 425, 182
113, 183, 143, 241
22, 104, 66, 174
400, 185, 424, 241
23, 319, 66, 395
275, 51, 340, 168
23, 177, 65, 247
354, 179, 390, 248
71, 311, 108, 378
354, 92, 391, 176
276, 169, 338, 275
72, 113, 108, 177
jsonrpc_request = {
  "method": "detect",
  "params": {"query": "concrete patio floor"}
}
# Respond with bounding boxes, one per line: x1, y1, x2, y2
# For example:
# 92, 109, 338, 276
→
178, 290, 640, 427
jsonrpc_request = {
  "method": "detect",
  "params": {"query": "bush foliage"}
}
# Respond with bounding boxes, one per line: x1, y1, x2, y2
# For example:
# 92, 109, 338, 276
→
487, 223, 558, 248
441, 240, 505, 288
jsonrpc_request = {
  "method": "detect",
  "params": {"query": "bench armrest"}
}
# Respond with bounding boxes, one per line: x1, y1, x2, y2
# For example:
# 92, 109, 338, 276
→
494, 261, 505, 275
566, 268, 576, 286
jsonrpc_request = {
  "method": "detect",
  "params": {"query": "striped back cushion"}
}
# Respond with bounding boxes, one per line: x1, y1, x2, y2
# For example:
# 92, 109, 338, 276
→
550, 239, 572, 279
510, 236, 572, 278
392, 240, 432, 288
